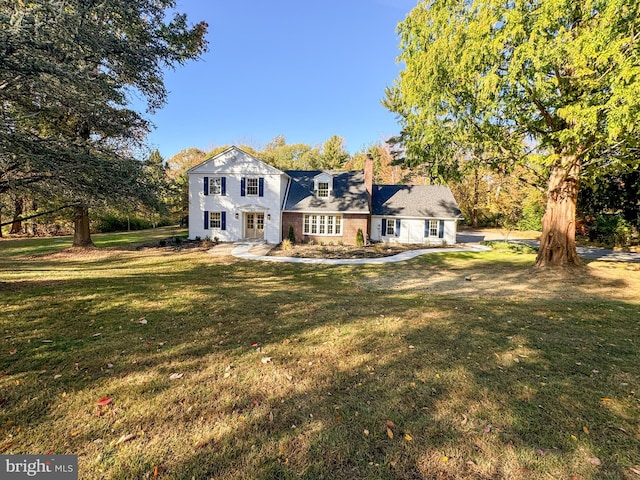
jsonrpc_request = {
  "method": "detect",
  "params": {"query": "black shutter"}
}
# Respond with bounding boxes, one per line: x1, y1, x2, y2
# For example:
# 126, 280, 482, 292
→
395, 219, 401, 237
438, 220, 445, 239
204, 211, 209, 229
204, 177, 209, 196
241, 177, 246, 196
381, 219, 387, 236
221, 211, 227, 231
258, 177, 264, 197
221, 177, 226, 196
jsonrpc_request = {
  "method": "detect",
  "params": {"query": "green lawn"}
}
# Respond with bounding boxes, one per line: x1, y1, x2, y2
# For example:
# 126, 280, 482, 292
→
1, 231, 639, 479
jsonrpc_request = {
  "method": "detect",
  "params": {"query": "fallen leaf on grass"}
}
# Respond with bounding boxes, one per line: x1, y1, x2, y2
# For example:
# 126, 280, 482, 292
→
589, 457, 601, 466
363, 429, 369, 437
97, 397, 112, 407
629, 466, 640, 475
536, 449, 547, 456
441, 456, 449, 462
583, 426, 589, 434
404, 433, 413, 441
386, 428, 394, 439
483, 424, 492, 434
8, 349, 17, 356
153, 466, 159, 478
261, 357, 272, 364
0, 442, 13, 453
386, 420, 395, 429
115, 433, 136, 445
169, 373, 183, 380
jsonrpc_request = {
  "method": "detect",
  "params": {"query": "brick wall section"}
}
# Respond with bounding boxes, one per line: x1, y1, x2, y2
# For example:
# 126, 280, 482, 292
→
282, 212, 369, 245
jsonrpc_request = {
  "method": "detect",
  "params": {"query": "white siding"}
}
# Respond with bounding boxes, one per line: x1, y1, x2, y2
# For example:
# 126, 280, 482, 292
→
371, 216, 458, 245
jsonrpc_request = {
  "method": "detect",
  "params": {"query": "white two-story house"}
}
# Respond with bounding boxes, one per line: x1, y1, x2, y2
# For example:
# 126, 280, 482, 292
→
188, 146, 288, 243
188, 146, 462, 245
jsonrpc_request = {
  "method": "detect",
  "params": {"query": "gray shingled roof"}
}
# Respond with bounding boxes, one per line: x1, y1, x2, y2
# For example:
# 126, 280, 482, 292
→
283, 170, 369, 213
372, 185, 461, 218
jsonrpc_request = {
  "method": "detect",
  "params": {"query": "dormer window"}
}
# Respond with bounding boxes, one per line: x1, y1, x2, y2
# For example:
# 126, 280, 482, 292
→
317, 181, 329, 197
314, 172, 333, 198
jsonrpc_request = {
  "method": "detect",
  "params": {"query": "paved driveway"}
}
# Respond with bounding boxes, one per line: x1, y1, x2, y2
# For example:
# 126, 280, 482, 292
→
457, 229, 640, 263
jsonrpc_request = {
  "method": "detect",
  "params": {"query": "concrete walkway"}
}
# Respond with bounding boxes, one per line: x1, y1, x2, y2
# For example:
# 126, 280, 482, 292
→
230, 241, 491, 265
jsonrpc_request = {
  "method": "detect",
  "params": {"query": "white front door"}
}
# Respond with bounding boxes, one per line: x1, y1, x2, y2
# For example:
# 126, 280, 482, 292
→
245, 213, 264, 239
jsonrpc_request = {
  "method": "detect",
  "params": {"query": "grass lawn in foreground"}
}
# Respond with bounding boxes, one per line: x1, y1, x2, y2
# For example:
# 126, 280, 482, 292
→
1, 231, 639, 479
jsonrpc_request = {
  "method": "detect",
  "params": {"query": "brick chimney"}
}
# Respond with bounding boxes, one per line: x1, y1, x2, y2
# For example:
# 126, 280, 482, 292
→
364, 154, 373, 204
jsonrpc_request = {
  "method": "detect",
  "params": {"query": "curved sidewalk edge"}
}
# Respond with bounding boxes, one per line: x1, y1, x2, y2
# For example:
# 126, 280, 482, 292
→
229, 243, 492, 265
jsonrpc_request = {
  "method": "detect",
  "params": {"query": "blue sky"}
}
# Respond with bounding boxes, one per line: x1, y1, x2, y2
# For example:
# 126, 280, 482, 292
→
143, 0, 417, 159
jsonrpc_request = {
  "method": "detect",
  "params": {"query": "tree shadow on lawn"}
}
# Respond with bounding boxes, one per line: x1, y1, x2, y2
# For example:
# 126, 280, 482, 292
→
1, 253, 639, 479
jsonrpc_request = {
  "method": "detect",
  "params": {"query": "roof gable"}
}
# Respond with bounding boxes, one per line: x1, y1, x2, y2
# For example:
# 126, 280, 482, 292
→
372, 185, 461, 218
188, 146, 286, 176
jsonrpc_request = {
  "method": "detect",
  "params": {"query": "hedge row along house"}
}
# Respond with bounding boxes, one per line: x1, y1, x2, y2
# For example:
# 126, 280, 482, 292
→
188, 146, 461, 245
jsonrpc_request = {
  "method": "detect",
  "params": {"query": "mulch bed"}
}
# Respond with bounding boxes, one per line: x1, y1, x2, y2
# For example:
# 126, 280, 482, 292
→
266, 242, 442, 259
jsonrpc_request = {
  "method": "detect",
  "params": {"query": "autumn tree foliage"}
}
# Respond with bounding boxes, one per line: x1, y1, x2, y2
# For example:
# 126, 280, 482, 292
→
385, 0, 640, 267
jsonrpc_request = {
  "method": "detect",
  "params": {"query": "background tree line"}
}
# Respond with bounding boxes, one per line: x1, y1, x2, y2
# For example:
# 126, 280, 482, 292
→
4, 130, 636, 249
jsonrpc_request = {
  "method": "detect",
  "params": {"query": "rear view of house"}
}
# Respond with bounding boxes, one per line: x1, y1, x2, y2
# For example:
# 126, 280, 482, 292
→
188, 146, 462, 245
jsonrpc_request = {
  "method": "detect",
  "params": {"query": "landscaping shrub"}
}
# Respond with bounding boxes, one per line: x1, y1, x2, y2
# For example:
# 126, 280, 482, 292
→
288, 224, 296, 243
589, 214, 632, 247
355, 228, 365, 247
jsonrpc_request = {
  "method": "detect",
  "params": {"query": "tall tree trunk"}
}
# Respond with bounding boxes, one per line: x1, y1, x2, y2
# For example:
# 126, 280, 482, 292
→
73, 204, 94, 247
10, 198, 23, 234
536, 155, 582, 267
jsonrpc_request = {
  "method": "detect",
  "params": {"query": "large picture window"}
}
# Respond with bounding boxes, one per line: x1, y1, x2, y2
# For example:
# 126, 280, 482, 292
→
303, 214, 342, 236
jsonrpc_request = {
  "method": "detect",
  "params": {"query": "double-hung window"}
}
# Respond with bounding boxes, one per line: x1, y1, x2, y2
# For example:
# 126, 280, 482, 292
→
386, 219, 395, 236
425, 220, 444, 238
246, 178, 259, 196
204, 211, 226, 230
317, 182, 329, 197
209, 177, 222, 195
210, 212, 222, 229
